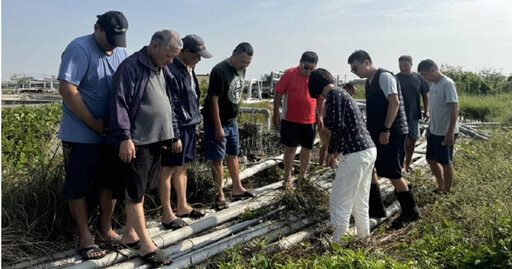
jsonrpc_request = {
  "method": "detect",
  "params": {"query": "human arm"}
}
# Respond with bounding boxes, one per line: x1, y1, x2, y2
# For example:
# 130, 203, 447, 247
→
443, 103, 459, 146
210, 95, 225, 142
164, 67, 182, 153
422, 92, 430, 121
379, 94, 399, 145
272, 92, 283, 128
378, 73, 400, 145
272, 69, 291, 128
59, 80, 107, 135
420, 76, 430, 121
316, 97, 325, 129
109, 62, 137, 162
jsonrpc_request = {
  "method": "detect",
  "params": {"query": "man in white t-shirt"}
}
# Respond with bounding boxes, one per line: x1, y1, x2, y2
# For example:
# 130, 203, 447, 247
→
418, 59, 459, 193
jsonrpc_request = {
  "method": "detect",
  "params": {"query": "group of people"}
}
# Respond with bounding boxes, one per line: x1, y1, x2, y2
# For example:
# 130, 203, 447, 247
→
307, 51, 459, 242
58, 10, 459, 266
58, 11, 254, 266
270, 50, 458, 241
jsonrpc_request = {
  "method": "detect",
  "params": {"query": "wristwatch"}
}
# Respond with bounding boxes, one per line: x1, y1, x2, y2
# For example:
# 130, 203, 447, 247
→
382, 126, 391, 132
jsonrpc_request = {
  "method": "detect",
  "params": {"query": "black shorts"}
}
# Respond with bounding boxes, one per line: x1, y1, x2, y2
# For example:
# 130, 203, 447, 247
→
161, 125, 197, 167
99, 146, 130, 200
62, 142, 125, 200
125, 142, 163, 203
426, 133, 457, 165
370, 132, 407, 180
280, 120, 316, 149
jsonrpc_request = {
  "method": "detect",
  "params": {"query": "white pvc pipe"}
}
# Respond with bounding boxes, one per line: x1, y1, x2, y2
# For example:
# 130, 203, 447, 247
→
239, 107, 271, 130
163, 220, 287, 269
110, 208, 284, 269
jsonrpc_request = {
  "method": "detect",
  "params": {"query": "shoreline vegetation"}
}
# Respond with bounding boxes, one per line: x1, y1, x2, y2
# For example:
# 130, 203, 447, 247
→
2, 67, 512, 267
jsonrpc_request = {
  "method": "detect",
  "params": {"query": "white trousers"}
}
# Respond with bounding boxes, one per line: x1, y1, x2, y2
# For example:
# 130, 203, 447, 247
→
330, 147, 377, 241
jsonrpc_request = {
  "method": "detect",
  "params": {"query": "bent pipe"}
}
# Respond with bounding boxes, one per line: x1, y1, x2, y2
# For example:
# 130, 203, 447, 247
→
239, 106, 271, 130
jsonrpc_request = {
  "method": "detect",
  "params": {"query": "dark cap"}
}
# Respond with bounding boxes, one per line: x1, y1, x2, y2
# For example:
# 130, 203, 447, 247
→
182, 34, 212, 58
96, 11, 128, 48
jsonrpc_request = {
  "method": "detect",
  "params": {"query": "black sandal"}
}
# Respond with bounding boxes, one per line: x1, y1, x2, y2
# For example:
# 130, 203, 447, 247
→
140, 249, 172, 266
162, 217, 189, 230
176, 208, 206, 219
78, 244, 105, 260
213, 200, 229, 211
231, 191, 255, 201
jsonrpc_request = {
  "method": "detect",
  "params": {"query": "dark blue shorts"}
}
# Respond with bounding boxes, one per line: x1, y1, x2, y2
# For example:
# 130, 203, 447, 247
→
370, 132, 407, 180
204, 121, 239, 161
62, 142, 125, 200
161, 125, 197, 167
426, 133, 457, 165
280, 120, 316, 149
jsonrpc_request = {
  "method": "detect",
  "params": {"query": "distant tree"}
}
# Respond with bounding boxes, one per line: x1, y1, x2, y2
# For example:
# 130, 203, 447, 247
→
10, 74, 35, 87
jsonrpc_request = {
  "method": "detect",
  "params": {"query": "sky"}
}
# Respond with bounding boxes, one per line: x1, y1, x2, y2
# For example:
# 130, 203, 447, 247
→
2, 0, 512, 82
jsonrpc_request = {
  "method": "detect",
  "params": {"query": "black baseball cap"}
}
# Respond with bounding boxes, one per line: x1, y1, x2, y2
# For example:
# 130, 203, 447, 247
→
96, 11, 128, 48
182, 34, 212, 58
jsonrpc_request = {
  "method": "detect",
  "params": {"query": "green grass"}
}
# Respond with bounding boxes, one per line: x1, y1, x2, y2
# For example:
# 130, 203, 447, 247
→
210, 129, 512, 268
3, 93, 512, 267
459, 93, 512, 124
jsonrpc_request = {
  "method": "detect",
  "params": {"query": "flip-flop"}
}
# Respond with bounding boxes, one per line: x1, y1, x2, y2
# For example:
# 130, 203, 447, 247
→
78, 244, 106, 260
231, 191, 256, 200
140, 249, 172, 266
213, 200, 229, 211
95, 235, 122, 249
176, 208, 206, 219
162, 217, 189, 230
118, 240, 141, 249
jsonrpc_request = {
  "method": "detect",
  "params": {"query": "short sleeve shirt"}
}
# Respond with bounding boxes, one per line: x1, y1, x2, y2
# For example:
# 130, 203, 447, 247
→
397, 72, 429, 121
378, 72, 399, 97
429, 76, 459, 136
57, 34, 128, 143
202, 60, 245, 126
275, 66, 317, 124
324, 87, 375, 155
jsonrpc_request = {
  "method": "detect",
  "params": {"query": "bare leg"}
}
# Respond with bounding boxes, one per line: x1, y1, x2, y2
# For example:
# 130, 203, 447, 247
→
228, 155, 247, 195
427, 159, 444, 191
97, 188, 119, 241
299, 148, 312, 179
442, 164, 454, 192
404, 138, 416, 171
390, 177, 410, 193
173, 164, 193, 215
283, 146, 296, 181
158, 166, 177, 224
125, 198, 158, 256
212, 160, 225, 201
319, 144, 328, 167
69, 198, 105, 257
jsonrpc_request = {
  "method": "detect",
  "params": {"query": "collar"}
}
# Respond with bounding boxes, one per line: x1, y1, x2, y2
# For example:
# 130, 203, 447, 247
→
137, 46, 159, 71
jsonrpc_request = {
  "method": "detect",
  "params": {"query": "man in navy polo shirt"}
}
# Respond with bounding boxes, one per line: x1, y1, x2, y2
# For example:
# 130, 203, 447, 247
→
158, 34, 212, 228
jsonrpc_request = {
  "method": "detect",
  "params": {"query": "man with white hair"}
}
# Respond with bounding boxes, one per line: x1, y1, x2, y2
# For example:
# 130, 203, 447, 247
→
108, 29, 183, 267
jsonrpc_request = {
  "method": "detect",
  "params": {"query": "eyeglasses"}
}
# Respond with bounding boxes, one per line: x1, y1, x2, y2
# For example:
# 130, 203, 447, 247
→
303, 65, 314, 71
